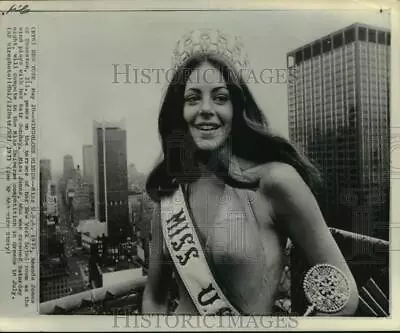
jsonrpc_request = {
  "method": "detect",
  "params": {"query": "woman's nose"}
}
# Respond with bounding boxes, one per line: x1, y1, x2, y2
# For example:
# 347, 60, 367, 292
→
200, 97, 213, 115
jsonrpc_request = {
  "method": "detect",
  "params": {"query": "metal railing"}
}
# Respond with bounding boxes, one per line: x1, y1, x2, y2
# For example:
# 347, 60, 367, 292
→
40, 276, 147, 314
290, 228, 389, 316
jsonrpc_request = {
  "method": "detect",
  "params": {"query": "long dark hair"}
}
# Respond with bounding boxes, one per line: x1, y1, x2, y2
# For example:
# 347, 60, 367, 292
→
146, 53, 321, 201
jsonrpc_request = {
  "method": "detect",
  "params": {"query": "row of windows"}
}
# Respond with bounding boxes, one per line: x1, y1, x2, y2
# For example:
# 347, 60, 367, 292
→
292, 107, 386, 121
292, 27, 389, 65
303, 74, 357, 88
45, 285, 69, 292
333, 54, 342, 61
42, 279, 68, 286
345, 48, 356, 56
42, 289, 70, 299
367, 53, 378, 61
108, 200, 127, 206
358, 27, 390, 45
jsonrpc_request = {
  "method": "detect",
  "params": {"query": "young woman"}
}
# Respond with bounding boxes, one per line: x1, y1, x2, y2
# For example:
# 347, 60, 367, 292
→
142, 31, 359, 315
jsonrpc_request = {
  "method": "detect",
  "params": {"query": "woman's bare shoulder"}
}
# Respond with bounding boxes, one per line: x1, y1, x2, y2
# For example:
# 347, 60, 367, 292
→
257, 162, 307, 197
257, 162, 321, 231
236, 160, 303, 191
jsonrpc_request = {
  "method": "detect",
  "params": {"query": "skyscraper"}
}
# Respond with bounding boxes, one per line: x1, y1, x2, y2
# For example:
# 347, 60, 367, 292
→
93, 120, 131, 244
287, 23, 390, 238
40, 159, 52, 202
40, 159, 52, 257
73, 165, 93, 221
82, 145, 94, 184
63, 154, 75, 180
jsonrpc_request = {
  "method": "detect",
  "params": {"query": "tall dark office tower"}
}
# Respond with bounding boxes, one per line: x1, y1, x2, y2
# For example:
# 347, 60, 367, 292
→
40, 159, 52, 257
93, 120, 131, 244
82, 145, 94, 184
40, 159, 52, 202
287, 23, 390, 238
63, 154, 75, 179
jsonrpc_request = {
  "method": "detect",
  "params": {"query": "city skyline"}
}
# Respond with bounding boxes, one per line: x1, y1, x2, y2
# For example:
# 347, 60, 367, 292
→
37, 10, 390, 174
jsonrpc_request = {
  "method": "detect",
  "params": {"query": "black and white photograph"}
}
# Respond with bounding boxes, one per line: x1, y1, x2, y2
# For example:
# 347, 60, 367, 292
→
0, 1, 398, 331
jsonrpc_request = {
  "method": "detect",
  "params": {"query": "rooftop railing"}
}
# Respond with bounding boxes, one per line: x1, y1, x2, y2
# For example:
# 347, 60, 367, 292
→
40, 276, 146, 314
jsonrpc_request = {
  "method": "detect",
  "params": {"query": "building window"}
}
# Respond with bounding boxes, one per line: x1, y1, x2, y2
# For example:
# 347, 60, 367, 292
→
358, 27, 367, 41
304, 46, 311, 60
368, 29, 377, 43
323, 38, 332, 53
345, 27, 356, 44
378, 31, 386, 45
295, 50, 303, 65
313, 41, 321, 56
333, 33, 343, 48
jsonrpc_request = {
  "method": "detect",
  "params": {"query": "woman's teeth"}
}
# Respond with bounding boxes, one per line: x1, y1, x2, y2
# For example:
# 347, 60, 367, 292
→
196, 124, 220, 131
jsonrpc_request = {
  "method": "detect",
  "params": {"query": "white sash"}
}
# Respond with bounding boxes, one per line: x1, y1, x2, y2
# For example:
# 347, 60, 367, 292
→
160, 185, 240, 316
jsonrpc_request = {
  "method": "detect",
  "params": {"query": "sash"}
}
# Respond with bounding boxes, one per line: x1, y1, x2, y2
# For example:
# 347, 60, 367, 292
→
160, 185, 240, 316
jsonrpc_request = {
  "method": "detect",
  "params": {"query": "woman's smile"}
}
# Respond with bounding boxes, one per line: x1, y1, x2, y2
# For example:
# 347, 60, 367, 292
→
194, 122, 221, 131
192, 121, 224, 139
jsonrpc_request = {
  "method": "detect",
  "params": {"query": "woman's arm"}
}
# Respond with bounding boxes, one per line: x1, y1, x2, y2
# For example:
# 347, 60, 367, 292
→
260, 162, 359, 316
142, 203, 173, 314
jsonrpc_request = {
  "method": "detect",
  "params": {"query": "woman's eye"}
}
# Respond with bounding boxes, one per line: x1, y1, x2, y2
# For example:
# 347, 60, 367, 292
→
184, 95, 200, 105
214, 94, 229, 104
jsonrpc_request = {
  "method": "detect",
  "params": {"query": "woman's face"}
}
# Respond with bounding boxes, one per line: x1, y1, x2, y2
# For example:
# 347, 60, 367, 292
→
183, 61, 233, 152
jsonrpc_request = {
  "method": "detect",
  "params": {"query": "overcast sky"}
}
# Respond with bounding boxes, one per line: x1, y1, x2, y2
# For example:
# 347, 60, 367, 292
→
19, 9, 390, 174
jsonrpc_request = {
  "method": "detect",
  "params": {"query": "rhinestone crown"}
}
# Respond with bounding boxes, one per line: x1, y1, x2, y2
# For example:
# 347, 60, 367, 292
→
171, 29, 251, 75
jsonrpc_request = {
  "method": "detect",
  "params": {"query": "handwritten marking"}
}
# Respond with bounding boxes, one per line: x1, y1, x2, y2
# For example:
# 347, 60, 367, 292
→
1, 4, 30, 16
